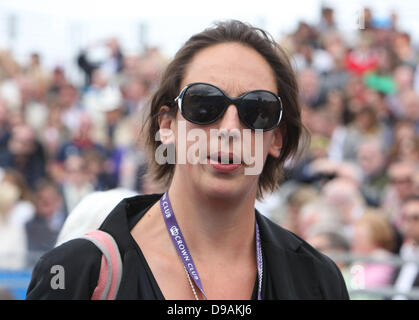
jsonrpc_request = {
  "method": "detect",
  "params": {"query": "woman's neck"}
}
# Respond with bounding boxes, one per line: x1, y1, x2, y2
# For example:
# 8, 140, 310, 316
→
166, 177, 257, 261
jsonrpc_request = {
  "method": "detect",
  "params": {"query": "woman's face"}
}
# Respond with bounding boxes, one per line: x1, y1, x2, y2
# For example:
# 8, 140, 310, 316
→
162, 42, 283, 200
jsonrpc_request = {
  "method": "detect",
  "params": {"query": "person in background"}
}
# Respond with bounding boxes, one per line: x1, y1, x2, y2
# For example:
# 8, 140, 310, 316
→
356, 139, 388, 207
55, 111, 107, 166
272, 185, 319, 234
53, 112, 108, 188
297, 198, 344, 240
0, 179, 27, 270
0, 98, 11, 149
306, 230, 352, 290
0, 124, 46, 189
60, 154, 94, 214
84, 149, 117, 191
0, 168, 35, 227
392, 196, 419, 299
322, 177, 366, 238
25, 179, 66, 267
337, 106, 389, 162
382, 160, 418, 230
77, 38, 124, 87
350, 209, 396, 291
316, 7, 337, 33
388, 120, 419, 164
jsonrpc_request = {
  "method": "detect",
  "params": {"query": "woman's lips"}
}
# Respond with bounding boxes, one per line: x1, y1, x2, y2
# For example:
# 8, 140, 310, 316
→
208, 156, 242, 173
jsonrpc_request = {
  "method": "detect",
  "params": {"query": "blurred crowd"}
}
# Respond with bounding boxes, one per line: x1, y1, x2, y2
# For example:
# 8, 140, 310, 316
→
0, 37, 167, 269
258, 7, 419, 299
0, 7, 418, 299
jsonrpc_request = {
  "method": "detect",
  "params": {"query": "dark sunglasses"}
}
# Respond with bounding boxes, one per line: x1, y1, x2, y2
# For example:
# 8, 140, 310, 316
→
174, 82, 283, 131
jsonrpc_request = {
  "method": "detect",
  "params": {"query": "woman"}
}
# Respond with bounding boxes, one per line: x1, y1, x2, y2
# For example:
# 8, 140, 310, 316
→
350, 210, 396, 291
26, 20, 348, 300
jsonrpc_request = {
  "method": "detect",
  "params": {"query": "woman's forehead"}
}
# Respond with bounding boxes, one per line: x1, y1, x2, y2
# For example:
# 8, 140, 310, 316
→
180, 42, 277, 96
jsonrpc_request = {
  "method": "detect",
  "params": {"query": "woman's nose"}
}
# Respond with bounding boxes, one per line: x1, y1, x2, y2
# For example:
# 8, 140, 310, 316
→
218, 104, 242, 131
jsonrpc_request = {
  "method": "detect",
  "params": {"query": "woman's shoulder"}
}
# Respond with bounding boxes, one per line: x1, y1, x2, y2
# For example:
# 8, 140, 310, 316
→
260, 213, 341, 269
26, 238, 102, 299
257, 213, 349, 299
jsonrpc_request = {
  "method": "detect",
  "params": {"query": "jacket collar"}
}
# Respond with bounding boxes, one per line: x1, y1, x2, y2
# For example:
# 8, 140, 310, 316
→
255, 209, 303, 252
99, 193, 303, 255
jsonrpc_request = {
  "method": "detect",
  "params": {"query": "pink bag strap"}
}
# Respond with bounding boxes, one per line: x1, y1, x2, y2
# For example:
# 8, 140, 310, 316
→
81, 230, 123, 300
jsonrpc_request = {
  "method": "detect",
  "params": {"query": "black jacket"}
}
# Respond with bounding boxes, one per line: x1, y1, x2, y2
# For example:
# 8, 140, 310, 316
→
26, 194, 349, 300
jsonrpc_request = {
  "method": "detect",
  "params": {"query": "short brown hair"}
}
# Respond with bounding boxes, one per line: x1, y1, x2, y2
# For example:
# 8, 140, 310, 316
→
143, 20, 308, 199
355, 210, 396, 252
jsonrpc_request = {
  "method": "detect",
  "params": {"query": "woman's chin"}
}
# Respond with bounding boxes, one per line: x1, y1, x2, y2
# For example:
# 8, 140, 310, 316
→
199, 169, 256, 200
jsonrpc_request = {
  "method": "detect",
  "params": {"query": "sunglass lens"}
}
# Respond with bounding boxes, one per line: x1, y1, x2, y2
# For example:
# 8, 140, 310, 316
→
182, 84, 226, 124
239, 91, 281, 130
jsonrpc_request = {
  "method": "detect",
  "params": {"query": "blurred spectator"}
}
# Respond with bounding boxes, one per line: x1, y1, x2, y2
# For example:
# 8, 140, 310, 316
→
297, 198, 344, 239
356, 139, 388, 206
121, 76, 150, 115
382, 161, 418, 228
351, 209, 396, 290
77, 38, 124, 86
60, 154, 94, 213
392, 196, 419, 298
322, 178, 366, 235
0, 179, 26, 270
345, 35, 378, 76
55, 112, 107, 166
40, 103, 71, 160
55, 188, 138, 247
82, 69, 120, 113
58, 83, 83, 134
307, 158, 363, 188
306, 230, 352, 288
298, 68, 327, 108
0, 98, 10, 150
112, 111, 149, 193
276, 185, 319, 234
84, 149, 117, 191
387, 65, 414, 118
136, 47, 168, 87
392, 32, 417, 69
388, 120, 419, 163
0, 168, 35, 227
316, 7, 337, 33
47, 66, 68, 99
329, 106, 389, 161
413, 170, 419, 197
0, 124, 46, 189
399, 90, 419, 132
24, 53, 48, 86
363, 47, 397, 95
25, 179, 65, 266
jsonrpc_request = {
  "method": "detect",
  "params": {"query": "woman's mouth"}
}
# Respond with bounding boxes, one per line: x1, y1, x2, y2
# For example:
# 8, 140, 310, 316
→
208, 153, 243, 173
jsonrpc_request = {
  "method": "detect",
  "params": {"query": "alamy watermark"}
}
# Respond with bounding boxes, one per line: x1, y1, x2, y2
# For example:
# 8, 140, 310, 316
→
154, 120, 266, 175
50, 265, 65, 290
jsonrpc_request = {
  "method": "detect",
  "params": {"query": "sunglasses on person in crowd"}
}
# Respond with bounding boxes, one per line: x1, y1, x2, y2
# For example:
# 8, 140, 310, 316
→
174, 82, 283, 131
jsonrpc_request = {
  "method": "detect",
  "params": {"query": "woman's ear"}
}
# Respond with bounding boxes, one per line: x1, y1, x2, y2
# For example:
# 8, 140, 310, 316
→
268, 125, 284, 158
158, 106, 176, 145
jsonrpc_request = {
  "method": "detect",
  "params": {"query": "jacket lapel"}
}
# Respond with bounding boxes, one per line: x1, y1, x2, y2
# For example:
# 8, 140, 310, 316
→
256, 211, 322, 299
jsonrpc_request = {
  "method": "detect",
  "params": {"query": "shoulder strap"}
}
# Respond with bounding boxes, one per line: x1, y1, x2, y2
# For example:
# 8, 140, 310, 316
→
81, 230, 123, 300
